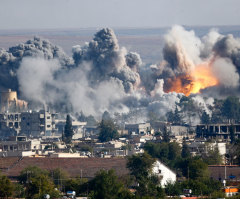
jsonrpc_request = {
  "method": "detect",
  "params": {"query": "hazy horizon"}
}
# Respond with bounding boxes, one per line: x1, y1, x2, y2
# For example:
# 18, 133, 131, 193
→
0, 0, 240, 30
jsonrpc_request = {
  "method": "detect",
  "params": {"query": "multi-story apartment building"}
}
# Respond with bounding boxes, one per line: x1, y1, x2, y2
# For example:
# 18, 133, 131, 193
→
0, 112, 21, 134
0, 110, 57, 137
21, 110, 57, 137
196, 123, 240, 139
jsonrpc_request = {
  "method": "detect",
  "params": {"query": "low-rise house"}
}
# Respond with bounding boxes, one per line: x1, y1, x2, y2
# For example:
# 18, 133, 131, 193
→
187, 140, 226, 157
151, 121, 171, 133
209, 165, 240, 181
223, 187, 239, 197
132, 135, 154, 143
0, 136, 41, 157
49, 153, 82, 158
55, 119, 87, 139
106, 141, 124, 149
170, 125, 189, 136
84, 126, 99, 137
125, 123, 151, 135
21, 110, 57, 137
152, 160, 177, 187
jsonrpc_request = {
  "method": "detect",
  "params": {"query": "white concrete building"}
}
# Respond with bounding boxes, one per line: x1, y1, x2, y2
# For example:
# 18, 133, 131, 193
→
0, 136, 41, 157
152, 160, 177, 187
170, 125, 189, 136
55, 119, 87, 139
125, 123, 151, 135
188, 140, 226, 156
49, 153, 82, 158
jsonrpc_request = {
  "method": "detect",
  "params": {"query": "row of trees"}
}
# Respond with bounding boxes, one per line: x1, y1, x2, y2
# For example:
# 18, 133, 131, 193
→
62, 112, 120, 144
166, 96, 240, 125
0, 166, 133, 199
0, 149, 224, 199
64, 95, 240, 144
127, 151, 225, 198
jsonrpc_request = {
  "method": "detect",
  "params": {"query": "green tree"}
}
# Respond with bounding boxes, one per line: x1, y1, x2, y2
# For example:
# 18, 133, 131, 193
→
148, 111, 159, 125
144, 141, 181, 168
26, 174, 60, 199
230, 125, 236, 144
50, 168, 69, 189
162, 126, 170, 143
164, 182, 182, 196
63, 114, 74, 144
19, 166, 60, 199
201, 111, 210, 124
221, 96, 240, 123
86, 115, 97, 126
0, 174, 14, 198
102, 111, 111, 121
211, 99, 224, 123
168, 142, 181, 161
178, 157, 209, 180
14, 183, 25, 198
65, 178, 88, 196
180, 178, 222, 196
88, 169, 133, 199
167, 106, 182, 124
98, 119, 119, 142
177, 96, 199, 125
78, 111, 87, 122
19, 166, 49, 184
181, 140, 191, 159
165, 178, 222, 197
127, 152, 155, 182
202, 144, 222, 165
127, 153, 165, 198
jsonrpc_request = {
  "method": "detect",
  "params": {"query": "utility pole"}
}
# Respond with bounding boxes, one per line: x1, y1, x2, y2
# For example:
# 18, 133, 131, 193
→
38, 178, 41, 199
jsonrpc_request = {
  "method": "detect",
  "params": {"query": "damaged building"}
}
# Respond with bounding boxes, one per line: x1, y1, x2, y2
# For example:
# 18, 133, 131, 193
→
196, 124, 240, 139
0, 110, 57, 138
0, 89, 27, 112
21, 110, 57, 137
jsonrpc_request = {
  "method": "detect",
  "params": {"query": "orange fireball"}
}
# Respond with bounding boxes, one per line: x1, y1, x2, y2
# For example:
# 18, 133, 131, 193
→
164, 63, 219, 96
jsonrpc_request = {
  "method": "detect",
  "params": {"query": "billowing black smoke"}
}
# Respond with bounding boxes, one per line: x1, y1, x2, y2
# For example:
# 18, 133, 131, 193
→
72, 28, 141, 92
0, 37, 73, 93
1, 26, 240, 123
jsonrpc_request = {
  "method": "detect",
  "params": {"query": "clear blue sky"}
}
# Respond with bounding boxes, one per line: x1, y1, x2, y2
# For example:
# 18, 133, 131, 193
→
0, 0, 239, 29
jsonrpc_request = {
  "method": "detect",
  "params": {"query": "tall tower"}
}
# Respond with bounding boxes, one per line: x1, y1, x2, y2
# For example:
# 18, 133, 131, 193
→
0, 89, 17, 112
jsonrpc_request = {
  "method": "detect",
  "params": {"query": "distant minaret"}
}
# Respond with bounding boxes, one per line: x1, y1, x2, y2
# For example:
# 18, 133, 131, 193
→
0, 89, 17, 112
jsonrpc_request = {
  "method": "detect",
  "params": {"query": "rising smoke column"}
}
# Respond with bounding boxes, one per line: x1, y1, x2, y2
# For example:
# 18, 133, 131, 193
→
2, 26, 240, 122
16, 28, 144, 116
0, 37, 73, 94
72, 28, 141, 92
142, 25, 240, 97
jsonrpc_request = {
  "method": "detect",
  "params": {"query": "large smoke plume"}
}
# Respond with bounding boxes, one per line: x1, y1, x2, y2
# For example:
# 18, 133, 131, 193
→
1, 26, 240, 123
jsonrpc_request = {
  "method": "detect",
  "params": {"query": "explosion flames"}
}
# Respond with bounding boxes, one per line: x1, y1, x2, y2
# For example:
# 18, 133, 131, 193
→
0, 25, 240, 122
165, 62, 219, 96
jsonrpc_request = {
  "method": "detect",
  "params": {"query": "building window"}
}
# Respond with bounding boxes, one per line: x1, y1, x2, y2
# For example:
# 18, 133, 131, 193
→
15, 122, 19, 128
158, 170, 161, 174
47, 125, 51, 128
9, 122, 13, 127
